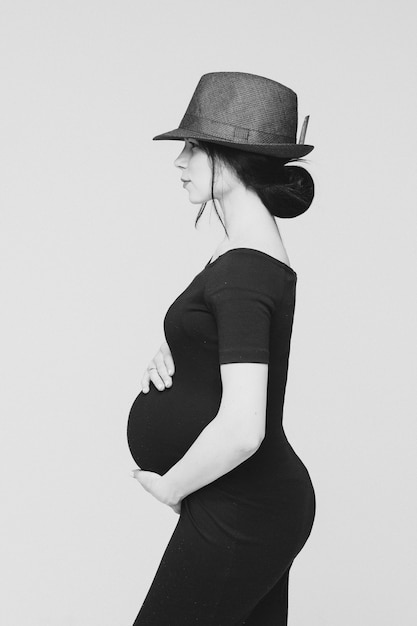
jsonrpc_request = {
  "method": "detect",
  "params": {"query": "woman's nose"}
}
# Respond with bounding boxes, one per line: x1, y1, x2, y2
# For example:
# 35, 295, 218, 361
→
174, 144, 188, 169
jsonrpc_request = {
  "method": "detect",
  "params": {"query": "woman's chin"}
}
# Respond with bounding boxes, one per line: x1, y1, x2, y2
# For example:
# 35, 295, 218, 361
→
186, 193, 207, 205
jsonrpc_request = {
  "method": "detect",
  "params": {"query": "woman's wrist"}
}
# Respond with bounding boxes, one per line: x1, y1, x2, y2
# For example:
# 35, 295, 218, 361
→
159, 474, 183, 507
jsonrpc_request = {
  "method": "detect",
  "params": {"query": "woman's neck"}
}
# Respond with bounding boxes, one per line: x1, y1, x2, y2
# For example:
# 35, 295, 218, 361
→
213, 185, 289, 262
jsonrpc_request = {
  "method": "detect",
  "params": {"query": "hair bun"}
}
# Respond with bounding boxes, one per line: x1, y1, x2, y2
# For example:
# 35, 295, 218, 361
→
271, 165, 314, 218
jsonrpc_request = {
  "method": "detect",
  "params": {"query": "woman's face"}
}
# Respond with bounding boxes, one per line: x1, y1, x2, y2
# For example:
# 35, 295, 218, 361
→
174, 139, 236, 204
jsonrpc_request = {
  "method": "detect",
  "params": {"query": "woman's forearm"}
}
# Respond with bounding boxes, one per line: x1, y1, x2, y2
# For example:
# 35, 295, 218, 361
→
159, 414, 263, 503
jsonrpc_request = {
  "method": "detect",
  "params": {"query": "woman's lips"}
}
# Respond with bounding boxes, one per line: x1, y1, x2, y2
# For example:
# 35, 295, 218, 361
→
182, 180, 190, 187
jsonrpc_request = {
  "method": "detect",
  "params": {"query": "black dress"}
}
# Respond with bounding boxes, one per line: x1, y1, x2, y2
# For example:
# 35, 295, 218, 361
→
127, 248, 315, 625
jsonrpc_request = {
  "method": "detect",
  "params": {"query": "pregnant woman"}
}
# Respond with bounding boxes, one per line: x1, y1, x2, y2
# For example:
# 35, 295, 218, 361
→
127, 72, 316, 625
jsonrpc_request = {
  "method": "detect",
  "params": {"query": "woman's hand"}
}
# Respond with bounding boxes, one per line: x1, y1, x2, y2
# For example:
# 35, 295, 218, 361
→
141, 341, 175, 393
132, 469, 181, 514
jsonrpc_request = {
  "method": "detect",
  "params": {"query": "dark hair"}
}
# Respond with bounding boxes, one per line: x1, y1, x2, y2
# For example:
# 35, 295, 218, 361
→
194, 140, 314, 231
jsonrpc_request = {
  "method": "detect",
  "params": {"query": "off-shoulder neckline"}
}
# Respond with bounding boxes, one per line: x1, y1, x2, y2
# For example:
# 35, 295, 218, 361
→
205, 248, 297, 277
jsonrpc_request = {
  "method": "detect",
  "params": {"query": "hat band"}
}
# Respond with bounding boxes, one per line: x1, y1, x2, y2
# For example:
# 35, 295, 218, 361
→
180, 113, 294, 145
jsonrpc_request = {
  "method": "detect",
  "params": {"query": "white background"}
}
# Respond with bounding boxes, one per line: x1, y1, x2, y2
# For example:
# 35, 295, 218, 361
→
1, 1, 416, 624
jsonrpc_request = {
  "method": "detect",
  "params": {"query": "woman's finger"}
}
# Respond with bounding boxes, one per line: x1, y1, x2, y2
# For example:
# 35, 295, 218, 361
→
140, 367, 165, 393
154, 352, 172, 388
160, 342, 175, 376
148, 365, 166, 391
142, 359, 165, 392
140, 370, 151, 393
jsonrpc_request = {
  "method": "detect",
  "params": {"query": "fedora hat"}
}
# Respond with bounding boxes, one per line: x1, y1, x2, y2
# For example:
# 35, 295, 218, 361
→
153, 72, 314, 159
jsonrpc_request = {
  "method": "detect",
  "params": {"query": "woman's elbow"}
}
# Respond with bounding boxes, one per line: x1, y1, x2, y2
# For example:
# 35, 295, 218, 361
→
237, 429, 265, 456
217, 407, 266, 456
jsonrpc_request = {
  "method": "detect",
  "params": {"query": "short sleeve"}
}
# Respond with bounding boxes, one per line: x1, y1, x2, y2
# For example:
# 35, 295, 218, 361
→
204, 253, 281, 364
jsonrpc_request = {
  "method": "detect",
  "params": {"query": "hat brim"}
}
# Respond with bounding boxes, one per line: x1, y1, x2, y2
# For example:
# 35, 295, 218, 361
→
153, 127, 314, 159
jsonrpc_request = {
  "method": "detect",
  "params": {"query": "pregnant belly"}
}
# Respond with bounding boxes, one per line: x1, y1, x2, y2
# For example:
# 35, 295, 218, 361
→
127, 382, 221, 475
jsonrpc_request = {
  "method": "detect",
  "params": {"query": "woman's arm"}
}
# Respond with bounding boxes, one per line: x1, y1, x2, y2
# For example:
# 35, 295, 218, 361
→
133, 362, 268, 508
